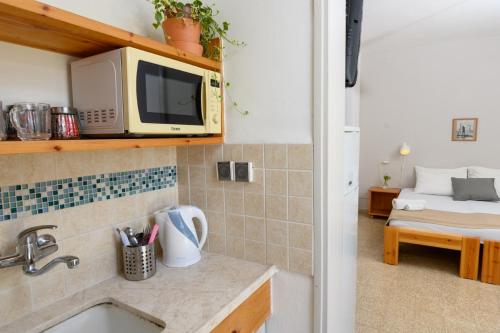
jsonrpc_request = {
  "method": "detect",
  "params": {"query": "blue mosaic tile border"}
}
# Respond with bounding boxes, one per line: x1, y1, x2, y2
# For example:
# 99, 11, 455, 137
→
0, 166, 176, 222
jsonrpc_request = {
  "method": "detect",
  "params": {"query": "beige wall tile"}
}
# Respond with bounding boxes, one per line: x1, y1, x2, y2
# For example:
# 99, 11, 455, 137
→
288, 170, 313, 197
190, 187, 207, 209
206, 211, 225, 235
206, 165, 223, 189
177, 165, 189, 186
265, 195, 287, 220
205, 144, 223, 167
245, 217, 265, 242
266, 244, 289, 270
208, 233, 226, 255
207, 190, 225, 212
56, 151, 104, 179
244, 193, 264, 217
287, 144, 313, 170
288, 196, 313, 224
289, 223, 313, 250
0, 220, 27, 256
31, 269, 67, 309
226, 214, 244, 238
62, 228, 116, 263
245, 240, 266, 264
178, 185, 190, 204
176, 147, 188, 165
0, 266, 28, 291
225, 191, 244, 215
154, 147, 177, 166
0, 284, 32, 325
244, 168, 264, 193
188, 146, 205, 165
266, 219, 288, 247
189, 166, 206, 188
265, 170, 287, 195
227, 237, 245, 259
0, 153, 56, 186
243, 144, 264, 168
264, 144, 287, 169
289, 248, 313, 275
224, 180, 244, 192
223, 144, 243, 161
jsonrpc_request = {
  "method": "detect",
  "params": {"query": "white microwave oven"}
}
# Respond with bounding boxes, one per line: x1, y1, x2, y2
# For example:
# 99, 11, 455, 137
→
71, 47, 222, 136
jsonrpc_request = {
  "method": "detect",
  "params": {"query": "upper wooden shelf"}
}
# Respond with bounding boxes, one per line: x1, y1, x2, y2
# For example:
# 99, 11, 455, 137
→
0, 136, 223, 155
0, 0, 221, 72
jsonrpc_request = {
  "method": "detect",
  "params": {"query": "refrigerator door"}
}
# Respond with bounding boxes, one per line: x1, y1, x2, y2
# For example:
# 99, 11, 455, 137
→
344, 130, 360, 195
340, 186, 359, 333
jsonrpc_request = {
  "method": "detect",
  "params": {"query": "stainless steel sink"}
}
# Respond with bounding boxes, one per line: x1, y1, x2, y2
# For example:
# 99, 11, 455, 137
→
42, 303, 164, 333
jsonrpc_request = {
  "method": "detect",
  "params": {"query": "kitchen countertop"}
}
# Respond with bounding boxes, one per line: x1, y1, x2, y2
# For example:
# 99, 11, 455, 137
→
0, 253, 278, 333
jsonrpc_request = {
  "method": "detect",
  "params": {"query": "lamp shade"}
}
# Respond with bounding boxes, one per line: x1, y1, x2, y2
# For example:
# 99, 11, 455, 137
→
400, 142, 411, 156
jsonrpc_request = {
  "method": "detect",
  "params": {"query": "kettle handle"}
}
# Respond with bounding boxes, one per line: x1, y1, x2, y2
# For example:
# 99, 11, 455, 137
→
191, 207, 208, 250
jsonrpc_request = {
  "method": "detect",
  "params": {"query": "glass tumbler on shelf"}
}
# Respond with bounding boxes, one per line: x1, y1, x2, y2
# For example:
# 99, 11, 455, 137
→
0, 101, 7, 141
9, 103, 52, 141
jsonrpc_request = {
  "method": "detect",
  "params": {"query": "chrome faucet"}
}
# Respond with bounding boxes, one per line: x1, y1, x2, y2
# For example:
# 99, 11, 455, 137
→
0, 225, 79, 276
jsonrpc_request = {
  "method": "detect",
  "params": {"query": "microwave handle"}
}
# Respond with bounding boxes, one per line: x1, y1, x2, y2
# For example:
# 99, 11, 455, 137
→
200, 76, 207, 125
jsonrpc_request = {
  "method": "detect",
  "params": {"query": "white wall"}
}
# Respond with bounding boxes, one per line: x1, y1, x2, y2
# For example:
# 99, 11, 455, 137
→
267, 271, 314, 333
359, 36, 500, 208
213, 0, 313, 144
345, 87, 360, 128
0, 0, 161, 108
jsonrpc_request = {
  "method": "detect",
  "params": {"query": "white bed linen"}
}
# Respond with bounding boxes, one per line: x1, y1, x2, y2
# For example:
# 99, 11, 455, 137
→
389, 188, 500, 241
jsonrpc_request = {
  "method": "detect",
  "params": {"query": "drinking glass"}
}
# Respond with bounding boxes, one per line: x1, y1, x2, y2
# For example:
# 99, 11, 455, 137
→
10, 103, 52, 140
0, 101, 6, 141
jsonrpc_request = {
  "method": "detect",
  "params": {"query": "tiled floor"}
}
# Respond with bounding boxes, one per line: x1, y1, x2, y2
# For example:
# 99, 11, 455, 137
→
356, 214, 500, 333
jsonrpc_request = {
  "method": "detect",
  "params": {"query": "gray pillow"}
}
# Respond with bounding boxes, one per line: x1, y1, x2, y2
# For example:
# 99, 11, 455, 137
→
451, 178, 500, 201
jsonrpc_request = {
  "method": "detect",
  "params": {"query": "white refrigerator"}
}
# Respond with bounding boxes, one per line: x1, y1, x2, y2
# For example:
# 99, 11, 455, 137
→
340, 126, 360, 332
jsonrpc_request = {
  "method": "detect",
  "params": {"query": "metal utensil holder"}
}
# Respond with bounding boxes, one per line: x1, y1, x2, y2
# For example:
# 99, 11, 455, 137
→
122, 243, 156, 281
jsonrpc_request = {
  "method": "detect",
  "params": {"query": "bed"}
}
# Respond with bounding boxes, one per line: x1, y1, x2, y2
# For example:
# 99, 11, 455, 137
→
384, 189, 500, 284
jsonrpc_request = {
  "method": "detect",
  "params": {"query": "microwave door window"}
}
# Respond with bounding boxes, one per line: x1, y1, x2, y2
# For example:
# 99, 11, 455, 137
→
136, 60, 203, 125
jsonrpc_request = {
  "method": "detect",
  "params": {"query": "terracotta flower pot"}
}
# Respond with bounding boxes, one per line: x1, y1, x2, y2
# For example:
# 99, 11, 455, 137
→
162, 17, 203, 56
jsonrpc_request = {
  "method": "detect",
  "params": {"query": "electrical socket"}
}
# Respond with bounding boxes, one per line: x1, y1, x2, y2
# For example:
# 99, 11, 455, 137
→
234, 162, 254, 182
217, 161, 235, 181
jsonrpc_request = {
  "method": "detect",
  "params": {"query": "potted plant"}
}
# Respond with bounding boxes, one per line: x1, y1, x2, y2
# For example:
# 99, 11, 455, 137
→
383, 175, 391, 189
150, 0, 244, 59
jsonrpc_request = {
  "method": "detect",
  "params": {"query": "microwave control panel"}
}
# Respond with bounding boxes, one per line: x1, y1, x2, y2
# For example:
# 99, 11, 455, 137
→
206, 72, 222, 134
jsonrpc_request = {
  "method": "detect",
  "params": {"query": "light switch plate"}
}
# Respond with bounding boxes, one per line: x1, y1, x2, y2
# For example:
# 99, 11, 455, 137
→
235, 162, 254, 182
217, 161, 235, 181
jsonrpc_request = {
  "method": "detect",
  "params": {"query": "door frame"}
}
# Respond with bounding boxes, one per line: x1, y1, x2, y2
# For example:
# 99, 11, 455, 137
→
312, 0, 347, 332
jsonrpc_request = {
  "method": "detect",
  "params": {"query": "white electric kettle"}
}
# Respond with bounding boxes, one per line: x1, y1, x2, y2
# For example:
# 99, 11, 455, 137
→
154, 205, 208, 267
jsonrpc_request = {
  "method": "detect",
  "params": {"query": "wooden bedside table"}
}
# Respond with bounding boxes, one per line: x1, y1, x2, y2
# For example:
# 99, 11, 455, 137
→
368, 187, 401, 218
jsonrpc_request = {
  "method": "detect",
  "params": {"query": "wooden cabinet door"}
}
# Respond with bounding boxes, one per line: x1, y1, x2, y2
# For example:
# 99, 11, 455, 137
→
212, 280, 271, 333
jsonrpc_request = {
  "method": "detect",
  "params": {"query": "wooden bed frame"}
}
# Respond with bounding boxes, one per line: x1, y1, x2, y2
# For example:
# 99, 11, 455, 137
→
481, 240, 500, 285
383, 225, 480, 280
384, 226, 500, 284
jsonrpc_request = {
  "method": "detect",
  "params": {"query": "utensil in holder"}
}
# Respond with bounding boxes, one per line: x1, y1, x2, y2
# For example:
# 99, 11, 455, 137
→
122, 243, 156, 281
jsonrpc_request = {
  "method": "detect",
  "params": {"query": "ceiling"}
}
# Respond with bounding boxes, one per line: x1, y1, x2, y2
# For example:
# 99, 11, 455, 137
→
362, 0, 500, 49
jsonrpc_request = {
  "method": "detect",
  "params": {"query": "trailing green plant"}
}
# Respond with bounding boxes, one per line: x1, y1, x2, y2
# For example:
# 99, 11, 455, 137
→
150, 0, 245, 59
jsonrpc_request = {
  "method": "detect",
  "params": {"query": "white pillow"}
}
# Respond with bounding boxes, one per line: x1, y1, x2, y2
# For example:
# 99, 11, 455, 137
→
414, 166, 467, 196
468, 166, 500, 197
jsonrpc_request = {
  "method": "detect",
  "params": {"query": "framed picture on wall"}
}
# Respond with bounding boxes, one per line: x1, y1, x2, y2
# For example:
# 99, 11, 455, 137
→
452, 118, 478, 141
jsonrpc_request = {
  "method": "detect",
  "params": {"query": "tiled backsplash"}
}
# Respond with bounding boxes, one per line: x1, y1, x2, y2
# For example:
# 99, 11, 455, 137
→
0, 148, 177, 325
177, 144, 314, 276
0, 166, 176, 222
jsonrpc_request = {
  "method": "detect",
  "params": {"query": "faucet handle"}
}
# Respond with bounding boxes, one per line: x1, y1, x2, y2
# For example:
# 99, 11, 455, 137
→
17, 225, 57, 245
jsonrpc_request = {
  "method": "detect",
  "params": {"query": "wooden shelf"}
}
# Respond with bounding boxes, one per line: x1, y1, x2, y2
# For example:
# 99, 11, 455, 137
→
0, 1, 225, 155
0, 136, 223, 155
0, 0, 221, 71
